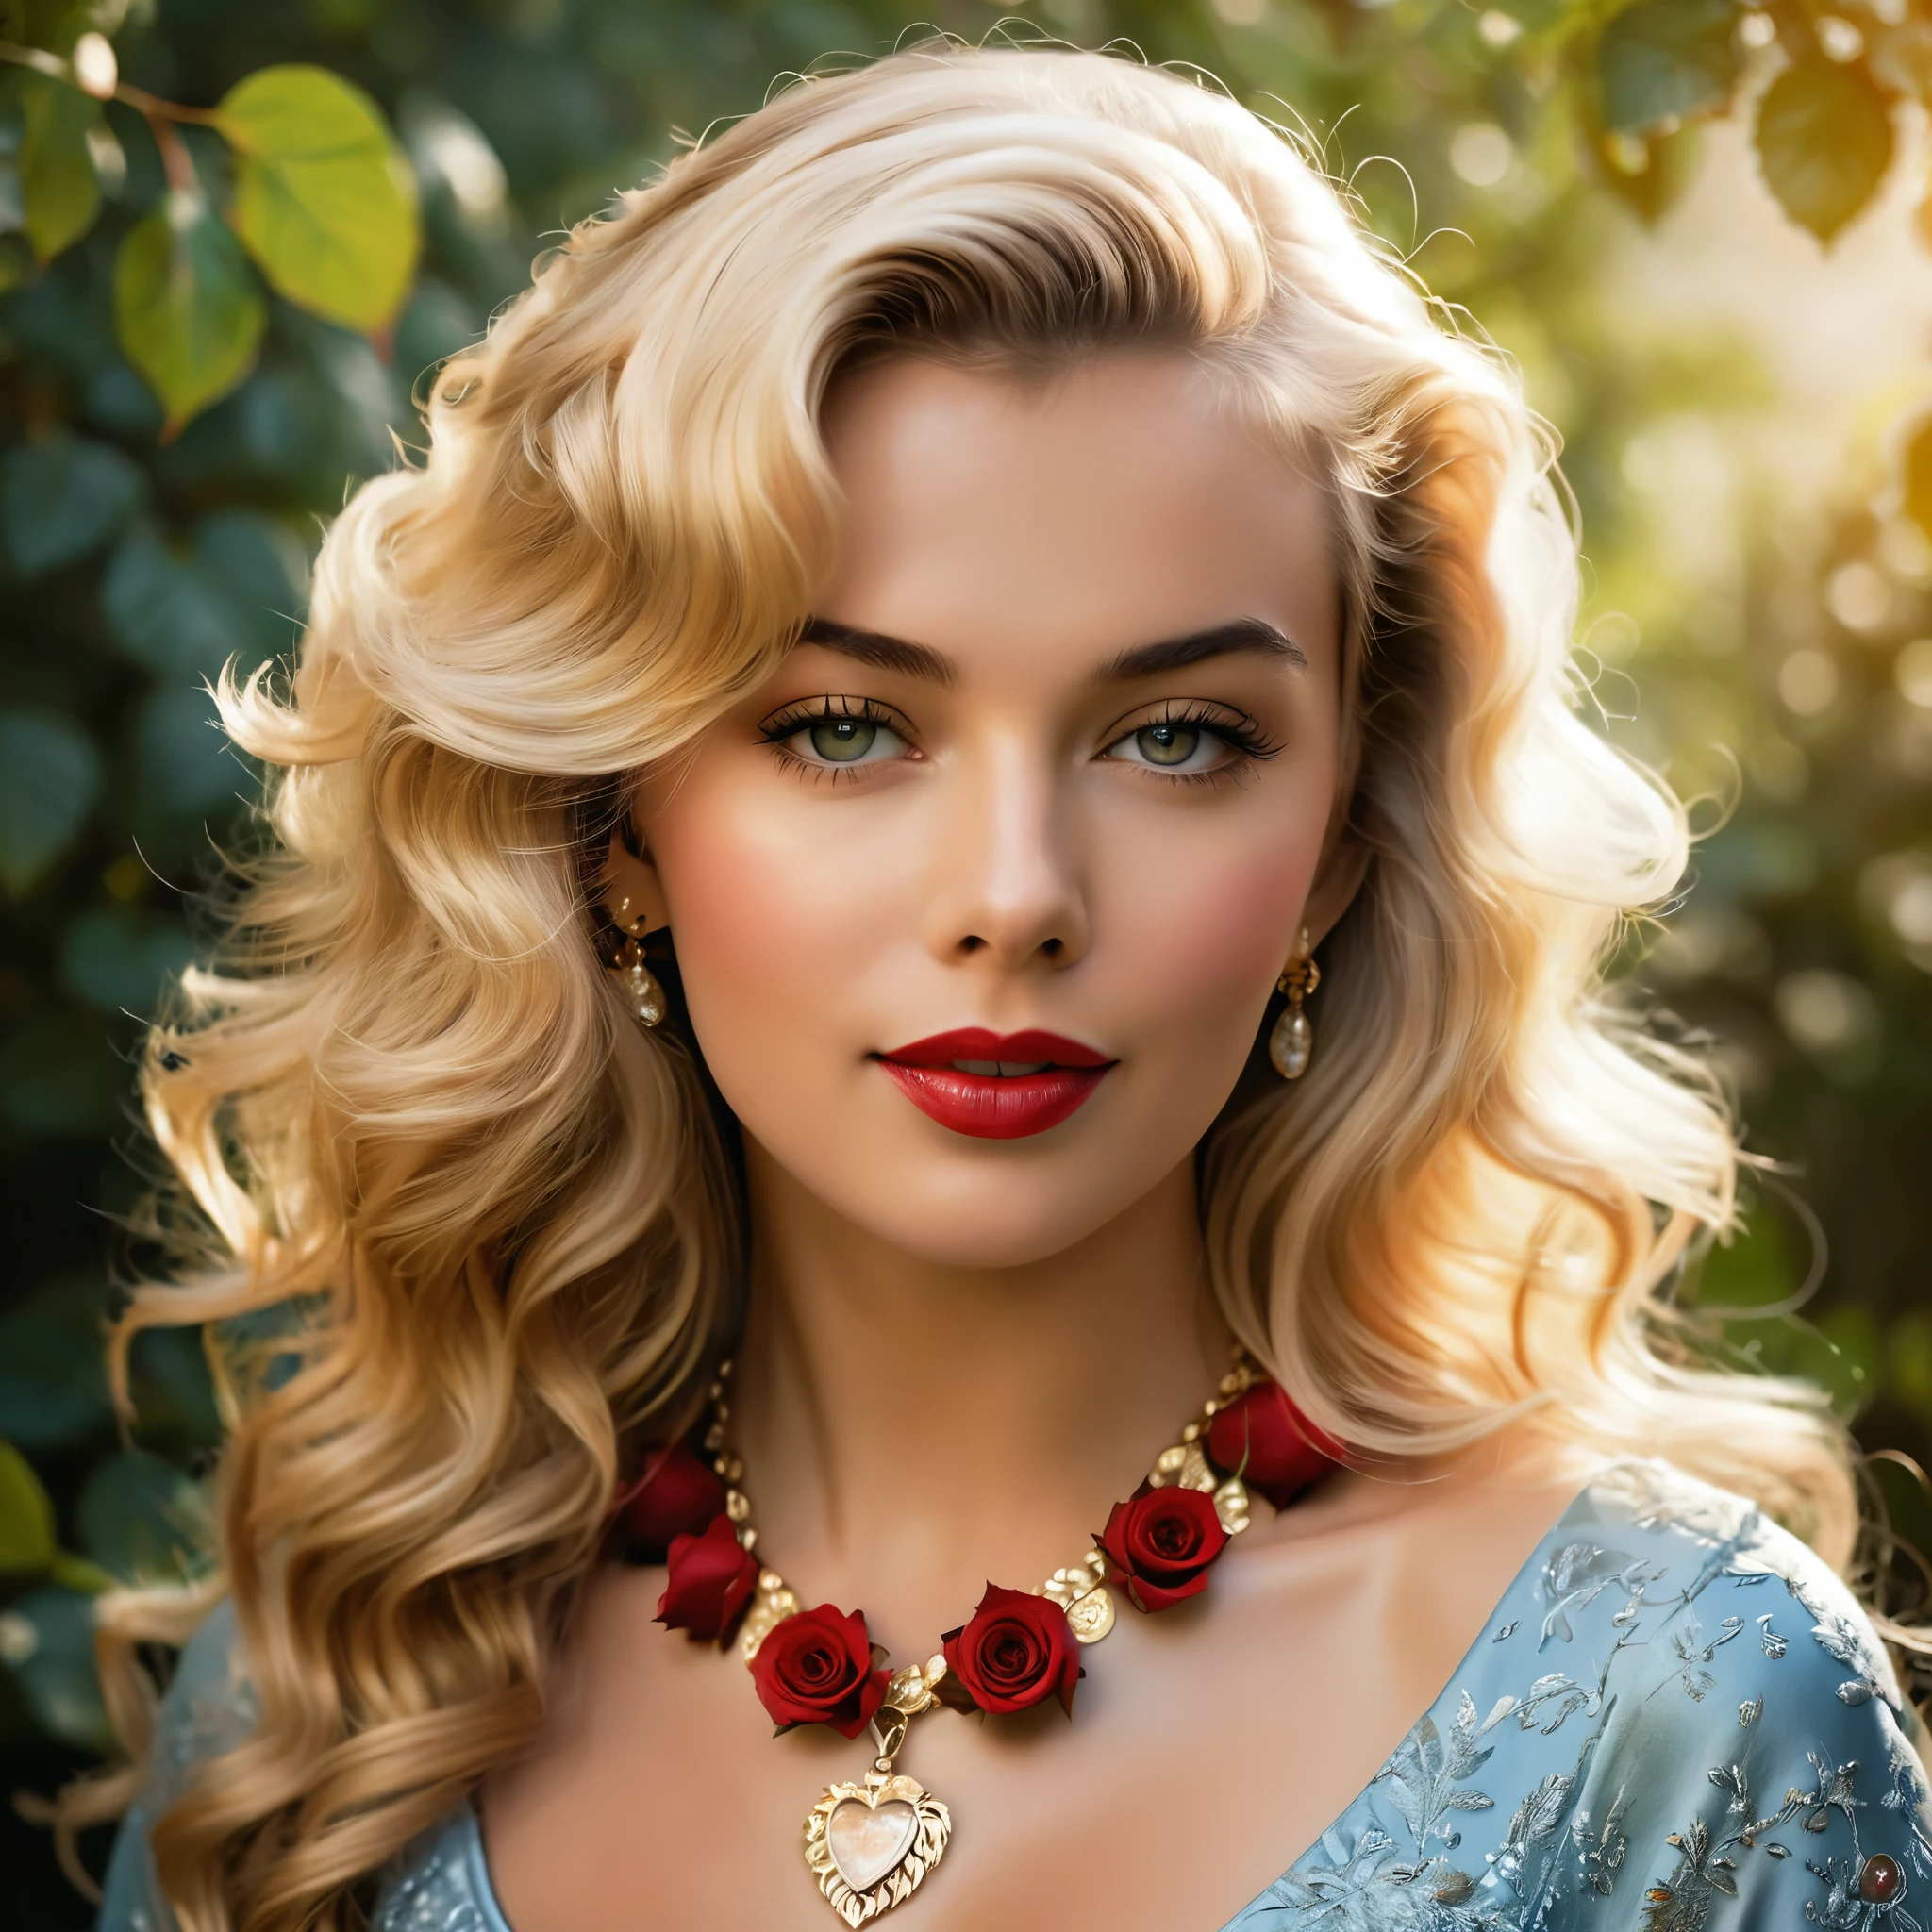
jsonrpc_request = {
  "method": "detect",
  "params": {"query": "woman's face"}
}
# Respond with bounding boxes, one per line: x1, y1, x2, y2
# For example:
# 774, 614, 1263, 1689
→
621, 353, 1351, 1268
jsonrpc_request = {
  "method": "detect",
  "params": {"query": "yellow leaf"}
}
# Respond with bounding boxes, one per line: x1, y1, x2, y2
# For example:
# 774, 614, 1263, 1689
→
215, 64, 420, 332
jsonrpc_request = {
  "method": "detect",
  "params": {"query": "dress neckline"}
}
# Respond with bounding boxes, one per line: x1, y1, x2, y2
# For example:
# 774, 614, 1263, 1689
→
452, 1475, 1601, 1932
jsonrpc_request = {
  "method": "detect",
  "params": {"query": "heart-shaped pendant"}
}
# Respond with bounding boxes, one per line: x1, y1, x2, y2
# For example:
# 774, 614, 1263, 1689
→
804, 1771, 950, 1924
828, 1796, 918, 1890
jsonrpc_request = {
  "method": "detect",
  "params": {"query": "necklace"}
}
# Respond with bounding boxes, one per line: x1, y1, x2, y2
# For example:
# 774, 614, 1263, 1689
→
618, 1348, 1339, 1926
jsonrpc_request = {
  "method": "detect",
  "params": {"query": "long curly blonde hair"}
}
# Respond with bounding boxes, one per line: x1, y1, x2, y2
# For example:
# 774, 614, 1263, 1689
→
70, 40, 1853, 1932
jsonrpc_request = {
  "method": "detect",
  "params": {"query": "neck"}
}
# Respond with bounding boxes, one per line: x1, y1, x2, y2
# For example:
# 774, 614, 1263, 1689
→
731, 1142, 1229, 1657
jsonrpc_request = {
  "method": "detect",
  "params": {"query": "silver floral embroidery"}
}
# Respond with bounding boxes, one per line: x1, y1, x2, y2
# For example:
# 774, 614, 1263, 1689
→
1538, 1542, 1649, 1647
1377, 1692, 1499, 1856
1574, 1787, 1630, 1897
1512, 1673, 1600, 1735
1226, 1463, 1932, 1932
1260, 1818, 1507, 1931
1813, 1611, 1901, 1712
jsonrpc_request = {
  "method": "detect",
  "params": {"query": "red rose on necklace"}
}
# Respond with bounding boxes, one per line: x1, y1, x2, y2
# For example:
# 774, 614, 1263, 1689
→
938, 1583, 1082, 1717
656, 1515, 758, 1645
621, 1441, 728, 1561
1098, 1484, 1228, 1612
750, 1603, 891, 1740
1205, 1380, 1340, 1509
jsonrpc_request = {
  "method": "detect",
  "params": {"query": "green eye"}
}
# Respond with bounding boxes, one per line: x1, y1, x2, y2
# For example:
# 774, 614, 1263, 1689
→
809, 717, 878, 762
1136, 723, 1201, 767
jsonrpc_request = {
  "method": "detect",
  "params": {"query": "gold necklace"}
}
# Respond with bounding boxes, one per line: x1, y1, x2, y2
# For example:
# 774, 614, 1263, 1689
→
623, 1348, 1336, 1925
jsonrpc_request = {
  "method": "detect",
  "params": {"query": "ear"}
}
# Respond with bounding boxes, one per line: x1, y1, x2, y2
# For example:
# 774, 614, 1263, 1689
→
1302, 829, 1370, 951
600, 820, 672, 938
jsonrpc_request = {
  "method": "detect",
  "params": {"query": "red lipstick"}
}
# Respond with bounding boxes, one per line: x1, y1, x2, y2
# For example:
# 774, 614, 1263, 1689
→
875, 1027, 1116, 1140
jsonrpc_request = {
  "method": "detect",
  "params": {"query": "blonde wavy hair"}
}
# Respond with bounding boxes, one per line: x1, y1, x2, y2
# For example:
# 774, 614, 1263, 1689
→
70, 39, 1856, 1932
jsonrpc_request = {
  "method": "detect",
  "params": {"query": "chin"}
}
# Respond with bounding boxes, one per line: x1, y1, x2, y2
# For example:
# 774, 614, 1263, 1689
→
760, 1108, 1189, 1269
829, 1185, 1133, 1271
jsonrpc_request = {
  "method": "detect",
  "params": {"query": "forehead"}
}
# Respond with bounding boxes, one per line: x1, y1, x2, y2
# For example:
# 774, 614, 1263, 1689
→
814, 354, 1338, 675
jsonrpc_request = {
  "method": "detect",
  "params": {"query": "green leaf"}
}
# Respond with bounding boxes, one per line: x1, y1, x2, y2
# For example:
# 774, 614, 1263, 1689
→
0, 1274, 112, 1452
103, 510, 306, 680
136, 683, 246, 814
1598, 0, 1740, 137
58, 904, 194, 1013
104, 529, 254, 679
76, 1449, 206, 1584
125, 1324, 223, 1453
50, 1550, 115, 1595
193, 508, 311, 650
0, 708, 102, 894
16, 70, 101, 261
1, 1586, 109, 1750
1756, 58, 1896, 243
0, 432, 143, 577
0, 1441, 57, 1573
215, 64, 419, 331
114, 189, 267, 435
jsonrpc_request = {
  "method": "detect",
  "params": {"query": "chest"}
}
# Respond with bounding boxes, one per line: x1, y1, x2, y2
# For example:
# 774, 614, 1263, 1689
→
481, 1538, 1480, 1932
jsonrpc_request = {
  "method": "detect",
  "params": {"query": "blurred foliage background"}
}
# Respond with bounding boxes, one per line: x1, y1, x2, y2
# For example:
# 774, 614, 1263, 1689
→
2, 0, 1930, 1919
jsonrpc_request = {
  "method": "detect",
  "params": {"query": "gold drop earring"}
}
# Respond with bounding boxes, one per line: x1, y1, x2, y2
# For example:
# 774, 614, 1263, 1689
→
609, 891, 667, 1030
1270, 927, 1320, 1080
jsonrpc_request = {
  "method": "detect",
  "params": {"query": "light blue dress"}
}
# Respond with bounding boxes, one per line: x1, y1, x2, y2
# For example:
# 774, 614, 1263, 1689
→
99, 1462, 1932, 1931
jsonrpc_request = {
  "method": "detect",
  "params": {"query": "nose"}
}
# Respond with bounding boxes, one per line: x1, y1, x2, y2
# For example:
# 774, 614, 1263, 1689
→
922, 728, 1091, 974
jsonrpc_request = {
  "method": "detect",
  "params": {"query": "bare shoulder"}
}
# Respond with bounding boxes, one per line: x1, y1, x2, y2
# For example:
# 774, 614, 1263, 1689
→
1230, 1432, 1595, 1606
1209, 1435, 1594, 1734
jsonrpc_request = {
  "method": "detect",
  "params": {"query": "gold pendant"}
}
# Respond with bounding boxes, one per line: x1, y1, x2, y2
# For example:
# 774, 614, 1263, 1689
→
803, 1767, 951, 1925
802, 1672, 950, 1924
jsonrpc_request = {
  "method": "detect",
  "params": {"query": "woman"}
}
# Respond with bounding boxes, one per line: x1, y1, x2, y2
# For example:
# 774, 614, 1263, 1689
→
85, 41, 1928, 1932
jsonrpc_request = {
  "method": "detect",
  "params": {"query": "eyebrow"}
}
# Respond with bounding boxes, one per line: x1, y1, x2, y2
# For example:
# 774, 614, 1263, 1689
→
1099, 617, 1306, 680
797, 617, 954, 685
796, 613, 1304, 685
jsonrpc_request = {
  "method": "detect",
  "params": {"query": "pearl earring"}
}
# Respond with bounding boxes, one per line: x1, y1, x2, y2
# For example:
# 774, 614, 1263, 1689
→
613, 938, 666, 1028
1269, 928, 1320, 1080
608, 894, 666, 1030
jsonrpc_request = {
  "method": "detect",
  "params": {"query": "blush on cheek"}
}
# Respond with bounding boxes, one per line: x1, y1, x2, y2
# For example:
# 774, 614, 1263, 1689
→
1108, 824, 1325, 1129
644, 783, 908, 1139
1145, 874, 1308, 1044
1109, 808, 1324, 1005
1194, 858, 1312, 976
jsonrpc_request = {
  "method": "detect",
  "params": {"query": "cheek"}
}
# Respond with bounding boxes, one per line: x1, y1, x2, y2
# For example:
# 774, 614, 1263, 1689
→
641, 763, 904, 1093
1140, 836, 1315, 997
1109, 830, 1320, 1106
1095, 780, 1335, 1074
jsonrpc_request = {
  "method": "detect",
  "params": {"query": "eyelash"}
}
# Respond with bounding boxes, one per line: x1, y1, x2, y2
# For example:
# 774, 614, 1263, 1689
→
756, 696, 1282, 785
1103, 701, 1282, 787
758, 695, 916, 784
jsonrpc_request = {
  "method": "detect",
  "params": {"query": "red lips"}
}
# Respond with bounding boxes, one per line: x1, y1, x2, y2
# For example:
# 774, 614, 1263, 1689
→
876, 1027, 1115, 1140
